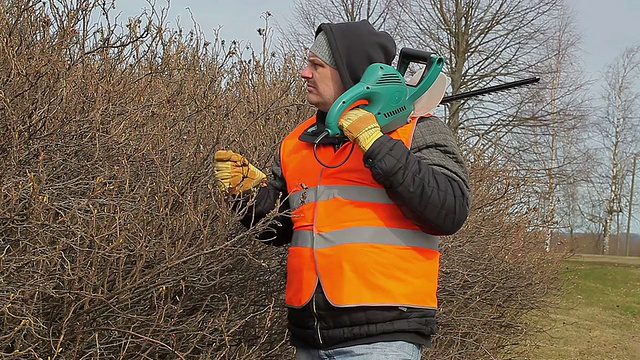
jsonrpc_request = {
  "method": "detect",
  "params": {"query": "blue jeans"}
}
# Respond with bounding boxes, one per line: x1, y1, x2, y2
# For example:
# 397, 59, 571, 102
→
295, 341, 422, 360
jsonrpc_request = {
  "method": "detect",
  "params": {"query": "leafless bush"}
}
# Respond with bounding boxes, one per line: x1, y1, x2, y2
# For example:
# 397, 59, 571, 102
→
0, 1, 564, 359
0, 0, 308, 358
429, 149, 567, 360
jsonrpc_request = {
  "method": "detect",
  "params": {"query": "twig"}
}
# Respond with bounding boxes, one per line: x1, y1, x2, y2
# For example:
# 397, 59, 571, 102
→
86, 327, 186, 360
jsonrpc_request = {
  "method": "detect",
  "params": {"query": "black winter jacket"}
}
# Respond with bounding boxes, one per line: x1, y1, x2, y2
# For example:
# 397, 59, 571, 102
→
240, 20, 470, 350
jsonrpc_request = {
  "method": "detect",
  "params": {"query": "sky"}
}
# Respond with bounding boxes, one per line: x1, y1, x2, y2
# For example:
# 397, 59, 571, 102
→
573, 0, 640, 79
113, 0, 640, 81
113, 0, 290, 47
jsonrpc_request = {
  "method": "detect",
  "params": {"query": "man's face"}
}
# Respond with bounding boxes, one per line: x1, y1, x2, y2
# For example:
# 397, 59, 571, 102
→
301, 53, 345, 112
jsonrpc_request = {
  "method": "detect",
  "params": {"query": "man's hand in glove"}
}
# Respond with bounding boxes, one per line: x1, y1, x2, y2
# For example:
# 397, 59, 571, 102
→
214, 150, 266, 194
338, 108, 384, 152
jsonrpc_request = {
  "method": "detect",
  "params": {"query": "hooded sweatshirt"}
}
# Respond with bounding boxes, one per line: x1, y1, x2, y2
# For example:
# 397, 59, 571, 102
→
300, 20, 396, 142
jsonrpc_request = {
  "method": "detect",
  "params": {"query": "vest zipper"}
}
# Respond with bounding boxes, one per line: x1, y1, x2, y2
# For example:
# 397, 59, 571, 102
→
312, 292, 323, 346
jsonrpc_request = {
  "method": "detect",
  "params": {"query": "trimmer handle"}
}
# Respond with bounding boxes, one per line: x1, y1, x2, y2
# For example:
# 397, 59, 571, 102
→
397, 48, 437, 76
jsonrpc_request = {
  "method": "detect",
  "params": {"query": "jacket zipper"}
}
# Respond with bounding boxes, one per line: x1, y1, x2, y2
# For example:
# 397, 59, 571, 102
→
312, 291, 323, 346
312, 164, 324, 347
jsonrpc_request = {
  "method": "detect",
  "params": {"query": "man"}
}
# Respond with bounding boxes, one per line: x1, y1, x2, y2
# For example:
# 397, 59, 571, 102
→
214, 20, 470, 360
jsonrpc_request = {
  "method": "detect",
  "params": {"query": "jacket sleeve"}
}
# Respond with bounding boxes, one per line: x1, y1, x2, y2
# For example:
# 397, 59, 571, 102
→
239, 148, 293, 246
363, 115, 470, 235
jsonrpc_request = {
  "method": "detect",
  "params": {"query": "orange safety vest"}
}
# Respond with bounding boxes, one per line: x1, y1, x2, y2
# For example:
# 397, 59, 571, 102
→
280, 115, 440, 309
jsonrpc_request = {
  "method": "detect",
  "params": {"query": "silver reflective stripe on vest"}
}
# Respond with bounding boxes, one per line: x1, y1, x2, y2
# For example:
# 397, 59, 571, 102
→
288, 185, 394, 209
291, 228, 439, 251
291, 230, 314, 248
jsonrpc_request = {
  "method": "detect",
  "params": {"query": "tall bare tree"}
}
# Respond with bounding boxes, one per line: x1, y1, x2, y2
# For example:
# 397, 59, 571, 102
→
527, 3, 592, 252
590, 45, 640, 254
396, 0, 565, 139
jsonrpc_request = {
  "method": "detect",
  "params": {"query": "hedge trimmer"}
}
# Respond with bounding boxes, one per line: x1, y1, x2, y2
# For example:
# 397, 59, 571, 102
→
314, 47, 540, 167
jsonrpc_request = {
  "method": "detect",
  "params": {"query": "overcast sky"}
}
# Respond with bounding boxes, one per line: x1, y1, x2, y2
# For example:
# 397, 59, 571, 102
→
114, 0, 640, 80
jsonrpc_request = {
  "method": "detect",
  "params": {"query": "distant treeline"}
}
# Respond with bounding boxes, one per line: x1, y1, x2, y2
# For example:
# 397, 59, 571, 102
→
553, 233, 640, 256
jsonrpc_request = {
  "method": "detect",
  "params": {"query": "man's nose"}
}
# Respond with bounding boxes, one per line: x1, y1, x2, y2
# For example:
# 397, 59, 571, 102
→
301, 65, 312, 79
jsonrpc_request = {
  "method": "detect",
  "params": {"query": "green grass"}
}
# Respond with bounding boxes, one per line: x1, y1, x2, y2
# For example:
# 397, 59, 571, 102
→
530, 255, 640, 359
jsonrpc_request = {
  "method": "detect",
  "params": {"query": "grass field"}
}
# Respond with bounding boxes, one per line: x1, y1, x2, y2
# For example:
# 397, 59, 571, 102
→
530, 254, 640, 359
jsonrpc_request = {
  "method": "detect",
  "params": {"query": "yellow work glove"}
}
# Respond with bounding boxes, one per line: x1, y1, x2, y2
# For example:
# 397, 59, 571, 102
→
338, 108, 384, 152
214, 150, 266, 194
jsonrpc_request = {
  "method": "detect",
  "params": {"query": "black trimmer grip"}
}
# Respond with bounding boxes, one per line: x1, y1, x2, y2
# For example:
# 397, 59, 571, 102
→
397, 48, 436, 76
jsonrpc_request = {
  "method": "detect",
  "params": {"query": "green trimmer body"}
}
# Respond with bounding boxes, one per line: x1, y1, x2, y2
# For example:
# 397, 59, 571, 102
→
324, 48, 444, 136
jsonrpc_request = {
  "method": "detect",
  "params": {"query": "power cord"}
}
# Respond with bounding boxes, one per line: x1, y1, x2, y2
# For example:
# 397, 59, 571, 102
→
313, 131, 355, 169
